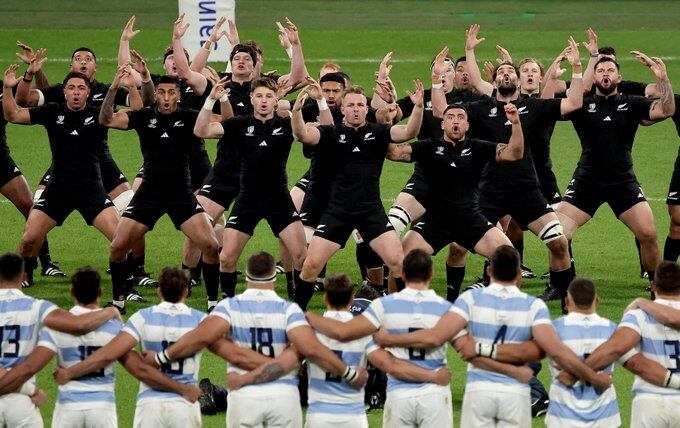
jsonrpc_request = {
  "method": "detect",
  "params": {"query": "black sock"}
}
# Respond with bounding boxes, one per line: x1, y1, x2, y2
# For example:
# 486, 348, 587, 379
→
202, 262, 219, 301
110, 260, 128, 301
635, 238, 645, 276
482, 260, 490, 284
395, 277, 405, 292
191, 258, 203, 281
648, 269, 655, 283
356, 241, 369, 280
133, 255, 145, 273
285, 271, 295, 300
513, 238, 525, 263
568, 240, 576, 277
446, 264, 465, 303
38, 241, 51, 266
550, 268, 573, 314
220, 271, 237, 298
24, 256, 37, 283
664, 236, 680, 261
294, 273, 315, 311
319, 263, 327, 280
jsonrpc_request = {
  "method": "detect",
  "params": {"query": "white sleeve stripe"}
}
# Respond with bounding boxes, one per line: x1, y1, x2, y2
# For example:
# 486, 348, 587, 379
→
208, 311, 231, 324
37, 90, 45, 106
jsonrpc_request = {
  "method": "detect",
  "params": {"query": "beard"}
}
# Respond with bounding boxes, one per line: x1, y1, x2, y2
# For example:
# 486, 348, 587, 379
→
497, 81, 517, 97
595, 81, 618, 96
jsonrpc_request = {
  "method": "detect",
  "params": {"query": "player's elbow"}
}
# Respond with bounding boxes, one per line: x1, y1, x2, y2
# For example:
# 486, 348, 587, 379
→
193, 125, 208, 139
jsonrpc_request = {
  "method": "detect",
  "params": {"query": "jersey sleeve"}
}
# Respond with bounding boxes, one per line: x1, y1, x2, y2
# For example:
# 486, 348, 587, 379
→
220, 116, 240, 139
316, 125, 336, 147
40, 85, 65, 104
37, 328, 58, 353
125, 109, 144, 131
37, 299, 58, 325
209, 299, 232, 325
619, 310, 643, 335
285, 303, 309, 332
362, 299, 385, 329
450, 290, 473, 322
365, 337, 380, 355
530, 298, 552, 326
114, 87, 130, 107
619, 80, 648, 97
28, 103, 55, 126
628, 95, 652, 122
397, 95, 415, 119
477, 139, 499, 162
537, 98, 563, 121
301, 104, 319, 123
408, 140, 431, 163
121, 311, 145, 342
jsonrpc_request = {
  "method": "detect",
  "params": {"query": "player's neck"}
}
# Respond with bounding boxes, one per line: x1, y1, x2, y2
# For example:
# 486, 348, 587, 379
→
405, 281, 429, 291
0, 282, 21, 290
495, 90, 519, 103
568, 308, 596, 315
253, 111, 275, 122
232, 73, 250, 84
655, 293, 680, 301
521, 88, 539, 96
247, 283, 276, 291
77, 302, 100, 310
344, 120, 367, 130
595, 88, 619, 99
443, 135, 465, 145
491, 279, 519, 288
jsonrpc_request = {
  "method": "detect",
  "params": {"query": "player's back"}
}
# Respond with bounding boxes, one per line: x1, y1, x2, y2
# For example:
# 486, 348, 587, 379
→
122, 302, 205, 403
363, 287, 450, 398
546, 312, 620, 427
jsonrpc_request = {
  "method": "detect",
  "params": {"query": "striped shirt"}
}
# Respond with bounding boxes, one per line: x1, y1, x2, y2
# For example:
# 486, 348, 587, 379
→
38, 306, 122, 410
307, 310, 377, 416
211, 288, 308, 397
0, 288, 57, 389
362, 287, 451, 399
451, 282, 551, 394
545, 312, 621, 428
620, 298, 680, 397
122, 301, 205, 404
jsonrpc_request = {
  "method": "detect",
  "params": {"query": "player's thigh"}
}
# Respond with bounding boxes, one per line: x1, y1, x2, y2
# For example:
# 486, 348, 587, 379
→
196, 194, 226, 222
0, 174, 33, 216
461, 390, 497, 428
496, 391, 531, 427
23, 208, 58, 241
368, 231, 403, 268
0, 394, 43, 428
266, 393, 303, 427
180, 212, 218, 253
134, 401, 200, 428
305, 413, 368, 428
393, 192, 426, 221
278, 221, 307, 257
92, 206, 120, 241
383, 395, 418, 428
417, 390, 453, 428
227, 394, 265, 427
619, 201, 658, 240
473, 226, 512, 259
402, 230, 435, 255
555, 201, 591, 237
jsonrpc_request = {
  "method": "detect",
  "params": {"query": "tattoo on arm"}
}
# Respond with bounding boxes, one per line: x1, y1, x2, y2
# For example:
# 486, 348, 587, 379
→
652, 78, 673, 114
252, 362, 286, 385
140, 80, 155, 106
496, 143, 508, 158
99, 89, 117, 125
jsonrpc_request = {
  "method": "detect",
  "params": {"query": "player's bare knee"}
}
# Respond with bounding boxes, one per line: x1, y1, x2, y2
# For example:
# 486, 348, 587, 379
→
637, 227, 658, 245
109, 239, 130, 260
547, 236, 569, 258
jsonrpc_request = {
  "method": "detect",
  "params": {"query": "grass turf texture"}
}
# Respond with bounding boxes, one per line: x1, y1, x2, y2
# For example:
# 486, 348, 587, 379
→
1, 1, 680, 426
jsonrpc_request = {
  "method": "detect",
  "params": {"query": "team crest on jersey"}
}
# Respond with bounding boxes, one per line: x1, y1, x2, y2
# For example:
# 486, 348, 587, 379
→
461, 148, 471, 156
245, 125, 254, 136
84, 116, 94, 125
617, 103, 628, 111
436, 146, 444, 155
148, 118, 157, 128
56, 115, 65, 125
489, 107, 497, 117
92, 93, 103, 100
518, 106, 528, 114
184, 86, 193, 93
271, 127, 283, 136
587, 103, 596, 113
364, 132, 375, 141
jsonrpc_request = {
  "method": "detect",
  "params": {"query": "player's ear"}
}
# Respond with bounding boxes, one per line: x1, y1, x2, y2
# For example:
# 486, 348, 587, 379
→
156, 287, 163, 300
97, 287, 102, 298
594, 294, 600, 308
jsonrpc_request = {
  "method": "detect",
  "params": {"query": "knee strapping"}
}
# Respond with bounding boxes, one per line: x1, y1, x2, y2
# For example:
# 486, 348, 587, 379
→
388, 205, 412, 236
538, 220, 564, 244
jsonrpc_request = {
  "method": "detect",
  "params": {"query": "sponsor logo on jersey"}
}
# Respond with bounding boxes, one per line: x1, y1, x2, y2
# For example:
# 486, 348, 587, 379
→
184, 86, 194, 93
259, 140, 268, 146
236, 102, 245, 107
669, 191, 678, 200
364, 132, 375, 141
123, 205, 134, 214
161, 132, 169, 138
83, 116, 94, 125
404, 182, 414, 190
196, 204, 202, 210
352, 146, 361, 152
13, 166, 19, 172
70, 130, 79, 136
34, 198, 45, 206
450, 161, 457, 167
173, 120, 184, 127
271, 127, 283, 136
227, 216, 238, 224
105, 199, 112, 204
587, 103, 596, 113
617, 103, 628, 111
56, 115, 65, 125
316, 224, 326, 233
414, 221, 425, 228
489, 107, 497, 117
245, 125, 254, 136
461, 148, 471, 156
504, 120, 512, 125
603, 115, 612, 121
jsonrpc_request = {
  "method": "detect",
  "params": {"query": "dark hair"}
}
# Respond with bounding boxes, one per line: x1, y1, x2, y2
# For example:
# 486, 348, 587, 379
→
246, 252, 276, 280
454, 56, 467, 68
71, 47, 96, 62
230, 44, 258, 66
156, 75, 181, 89
242, 40, 263, 55
163, 45, 190, 63
324, 274, 354, 309
71, 267, 101, 305
0, 253, 24, 282
489, 245, 520, 282
158, 267, 189, 303
567, 277, 596, 308
403, 249, 433, 283
250, 77, 278, 94
655, 261, 680, 294
492, 61, 519, 81
355, 284, 379, 300
442, 104, 468, 117
63, 72, 91, 88
598, 46, 617, 57
337, 71, 351, 85
320, 72, 346, 88
594, 57, 620, 71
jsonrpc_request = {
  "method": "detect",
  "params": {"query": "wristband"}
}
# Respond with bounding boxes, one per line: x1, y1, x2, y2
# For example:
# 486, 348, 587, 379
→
590, 52, 599, 58
203, 97, 216, 110
431, 83, 443, 90
203, 41, 213, 51
666, 371, 680, 389
18, 382, 36, 396
475, 342, 497, 359
219, 93, 230, 103
155, 350, 170, 366
432, 74, 443, 85
23, 71, 33, 83
342, 366, 358, 383
316, 97, 329, 111
572, 63, 583, 74
572, 72, 583, 79
285, 46, 293, 59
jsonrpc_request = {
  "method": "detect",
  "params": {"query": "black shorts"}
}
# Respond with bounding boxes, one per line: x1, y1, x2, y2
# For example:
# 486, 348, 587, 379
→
33, 184, 114, 226
563, 177, 647, 218
299, 183, 331, 229
667, 155, 680, 205
480, 187, 554, 230
411, 210, 494, 254
39, 156, 128, 194
226, 195, 300, 237
198, 170, 240, 212
314, 205, 394, 248
293, 169, 311, 191
189, 150, 212, 192
0, 154, 22, 188
400, 167, 430, 208
122, 186, 204, 230
538, 172, 562, 205
135, 166, 144, 180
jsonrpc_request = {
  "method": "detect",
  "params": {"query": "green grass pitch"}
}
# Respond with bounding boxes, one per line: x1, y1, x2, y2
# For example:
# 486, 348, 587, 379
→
2, 1, 680, 426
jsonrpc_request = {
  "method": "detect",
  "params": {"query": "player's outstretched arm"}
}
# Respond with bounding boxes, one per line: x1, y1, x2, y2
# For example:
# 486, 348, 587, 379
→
15, 48, 47, 107
464, 24, 495, 96
227, 346, 301, 390
278, 18, 309, 91
44, 306, 121, 335
627, 297, 680, 329
291, 88, 321, 144
54, 332, 137, 384
3, 65, 31, 124
130, 50, 155, 106
541, 47, 569, 99
194, 83, 228, 139
374, 311, 467, 349
390, 80, 424, 142
0, 347, 54, 395
118, 351, 201, 402
15, 41, 48, 89
494, 103, 524, 162
118, 16, 143, 87
208, 337, 272, 370
646, 56, 675, 120
303, 76, 333, 125
368, 347, 451, 386
431, 46, 451, 119
172, 13, 209, 95
100, 66, 133, 129
454, 335, 533, 383
306, 311, 377, 341
559, 36, 584, 115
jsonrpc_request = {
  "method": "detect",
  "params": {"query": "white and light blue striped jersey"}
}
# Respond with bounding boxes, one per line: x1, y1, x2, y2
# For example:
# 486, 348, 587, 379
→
619, 298, 680, 397
37, 306, 122, 410
0, 288, 57, 388
362, 287, 451, 399
307, 310, 377, 416
121, 301, 205, 404
210, 288, 308, 397
545, 312, 621, 428
451, 283, 551, 394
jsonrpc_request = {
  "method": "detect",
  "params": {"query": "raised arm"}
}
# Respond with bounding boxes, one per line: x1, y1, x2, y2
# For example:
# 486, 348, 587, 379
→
118, 16, 142, 87
373, 311, 468, 349
464, 24, 495, 96
368, 347, 451, 385
0, 347, 54, 394
15, 48, 48, 107
291, 89, 321, 145
581, 28, 600, 93
118, 351, 201, 402
130, 50, 155, 106
305, 312, 377, 341
389, 80, 424, 142
541, 47, 569, 99
194, 81, 228, 139
15, 41, 48, 89
277, 18, 309, 91
172, 14, 209, 95
371, 52, 395, 109
3, 65, 31, 124
431, 47, 452, 119
494, 103, 524, 162
43, 306, 120, 335
304, 76, 333, 125
559, 36, 584, 115
99, 66, 132, 129
646, 56, 674, 120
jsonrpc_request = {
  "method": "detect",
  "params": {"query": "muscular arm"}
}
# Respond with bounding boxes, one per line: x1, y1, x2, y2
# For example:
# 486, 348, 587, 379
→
44, 307, 119, 335
229, 346, 301, 388
291, 107, 321, 145
629, 298, 680, 329
453, 335, 533, 382
390, 103, 422, 142
368, 348, 449, 385
194, 105, 225, 139
623, 352, 673, 387
3, 84, 31, 124
288, 325, 350, 377
208, 338, 272, 370
649, 73, 674, 120
99, 86, 128, 129
0, 347, 54, 394
386, 143, 414, 162
583, 327, 641, 371
494, 340, 545, 363
119, 351, 194, 395
375, 311, 467, 349
306, 312, 377, 341
464, 35, 495, 96
172, 30, 208, 96
60, 332, 137, 381
166, 316, 229, 362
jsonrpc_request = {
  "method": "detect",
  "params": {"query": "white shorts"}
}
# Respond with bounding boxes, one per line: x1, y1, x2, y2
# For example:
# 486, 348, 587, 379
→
383, 388, 453, 428
52, 405, 117, 428
0, 393, 43, 428
227, 391, 302, 428
305, 412, 368, 428
133, 400, 201, 428
461, 389, 531, 428
631, 394, 680, 428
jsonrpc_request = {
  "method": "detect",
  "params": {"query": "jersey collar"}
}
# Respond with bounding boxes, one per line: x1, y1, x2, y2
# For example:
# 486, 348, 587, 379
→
488, 282, 521, 294
400, 287, 436, 298
0, 288, 24, 297
157, 301, 189, 311
242, 288, 279, 298
323, 310, 353, 321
